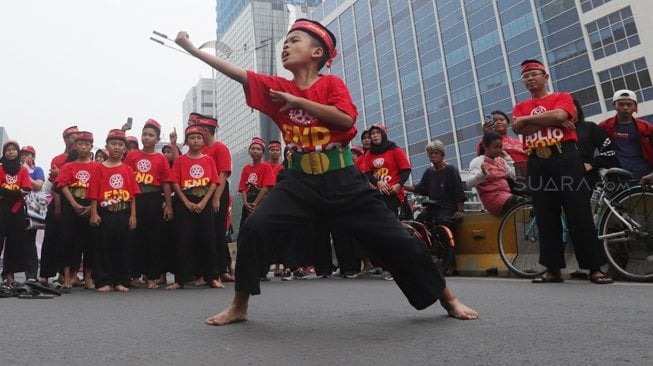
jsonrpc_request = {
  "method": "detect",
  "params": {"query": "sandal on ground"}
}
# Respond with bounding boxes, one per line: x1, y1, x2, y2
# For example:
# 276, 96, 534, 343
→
0, 284, 15, 298
532, 272, 564, 283
590, 272, 613, 284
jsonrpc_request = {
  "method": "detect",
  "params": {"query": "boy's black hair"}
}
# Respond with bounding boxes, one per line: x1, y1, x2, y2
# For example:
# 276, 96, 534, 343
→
202, 125, 217, 135
572, 98, 585, 123
482, 131, 503, 147
290, 18, 337, 70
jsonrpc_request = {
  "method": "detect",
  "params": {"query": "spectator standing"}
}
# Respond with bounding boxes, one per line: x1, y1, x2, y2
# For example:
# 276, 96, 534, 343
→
20, 145, 44, 282
512, 59, 611, 284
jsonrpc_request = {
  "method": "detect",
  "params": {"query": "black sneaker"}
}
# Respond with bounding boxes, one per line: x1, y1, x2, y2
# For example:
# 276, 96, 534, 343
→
281, 271, 293, 281
343, 272, 357, 279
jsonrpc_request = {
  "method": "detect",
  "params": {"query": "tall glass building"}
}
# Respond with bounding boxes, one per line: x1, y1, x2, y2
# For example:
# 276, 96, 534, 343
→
311, 0, 653, 181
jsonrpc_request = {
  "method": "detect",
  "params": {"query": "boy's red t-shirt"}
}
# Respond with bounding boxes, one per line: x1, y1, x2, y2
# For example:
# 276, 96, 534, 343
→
267, 162, 284, 180
123, 150, 171, 187
49, 153, 69, 182
244, 71, 358, 152
56, 161, 99, 189
361, 147, 411, 202
238, 162, 275, 192
88, 163, 140, 207
201, 141, 232, 177
0, 165, 32, 191
167, 154, 220, 190
513, 92, 577, 150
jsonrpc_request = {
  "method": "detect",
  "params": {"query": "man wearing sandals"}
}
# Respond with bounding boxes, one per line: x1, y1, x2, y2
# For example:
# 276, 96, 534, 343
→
512, 59, 613, 284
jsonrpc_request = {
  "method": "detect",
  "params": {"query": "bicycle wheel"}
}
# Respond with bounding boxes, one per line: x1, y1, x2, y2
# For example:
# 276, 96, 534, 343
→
598, 187, 653, 281
497, 202, 546, 278
430, 226, 455, 276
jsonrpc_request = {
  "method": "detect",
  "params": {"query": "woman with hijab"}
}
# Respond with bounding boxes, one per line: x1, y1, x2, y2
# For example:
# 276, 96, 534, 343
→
0, 141, 32, 287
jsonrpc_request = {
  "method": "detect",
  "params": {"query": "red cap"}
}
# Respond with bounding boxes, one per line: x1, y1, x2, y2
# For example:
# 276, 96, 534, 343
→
520, 60, 546, 74
144, 118, 161, 135
351, 146, 364, 155
188, 112, 218, 128
75, 131, 94, 143
268, 141, 282, 150
369, 123, 388, 134
2, 140, 20, 154
106, 129, 127, 143
250, 137, 266, 149
20, 145, 36, 156
289, 19, 338, 68
126, 136, 139, 144
62, 126, 79, 138
185, 125, 205, 139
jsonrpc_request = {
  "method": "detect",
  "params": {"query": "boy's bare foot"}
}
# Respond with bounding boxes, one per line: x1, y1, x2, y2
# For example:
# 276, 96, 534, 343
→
166, 283, 183, 290
205, 305, 247, 326
210, 279, 226, 289
97, 285, 112, 292
146, 280, 160, 289
156, 274, 167, 285
131, 278, 142, 287
194, 277, 208, 286
115, 284, 130, 292
439, 287, 478, 320
85, 282, 96, 290
221, 273, 235, 282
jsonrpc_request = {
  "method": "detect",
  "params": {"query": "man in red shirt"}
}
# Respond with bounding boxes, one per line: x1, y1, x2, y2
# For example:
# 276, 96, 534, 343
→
513, 59, 611, 284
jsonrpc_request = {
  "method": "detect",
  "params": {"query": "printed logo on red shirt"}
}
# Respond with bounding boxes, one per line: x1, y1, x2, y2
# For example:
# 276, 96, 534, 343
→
136, 159, 152, 173
5, 174, 17, 185
75, 170, 91, 183
189, 164, 204, 179
109, 174, 124, 189
372, 158, 385, 168
289, 109, 316, 126
615, 132, 630, 139
247, 173, 258, 186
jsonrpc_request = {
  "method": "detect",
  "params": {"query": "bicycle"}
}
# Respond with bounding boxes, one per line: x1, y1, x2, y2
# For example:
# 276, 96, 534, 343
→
497, 168, 653, 281
402, 199, 457, 276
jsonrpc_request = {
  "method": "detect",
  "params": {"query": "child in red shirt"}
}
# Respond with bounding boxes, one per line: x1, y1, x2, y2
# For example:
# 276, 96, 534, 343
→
175, 18, 477, 325
89, 129, 141, 292
124, 119, 173, 289
166, 125, 222, 290
0, 140, 32, 286
57, 131, 98, 290
238, 137, 275, 229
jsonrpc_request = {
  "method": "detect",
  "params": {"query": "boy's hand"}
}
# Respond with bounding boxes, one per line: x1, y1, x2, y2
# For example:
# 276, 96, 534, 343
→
270, 89, 300, 112
169, 127, 177, 145
163, 204, 174, 221
90, 213, 101, 226
129, 215, 137, 230
175, 32, 195, 52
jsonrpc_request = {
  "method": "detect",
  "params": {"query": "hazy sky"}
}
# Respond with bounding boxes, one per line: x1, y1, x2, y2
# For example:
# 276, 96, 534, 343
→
0, 0, 218, 166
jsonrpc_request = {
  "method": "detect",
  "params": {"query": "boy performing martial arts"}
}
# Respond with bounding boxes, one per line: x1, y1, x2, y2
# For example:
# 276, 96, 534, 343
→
174, 18, 478, 325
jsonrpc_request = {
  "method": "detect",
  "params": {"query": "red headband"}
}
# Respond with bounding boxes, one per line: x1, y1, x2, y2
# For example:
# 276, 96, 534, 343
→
144, 118, 161, 134
268, 141, 282, 149
185, 125, 205, 138
370, 123, 388, 134
75, 131, 94, 143
250, 137, 266, 149
290, 20, 338, 68
106, 129, 127, 143
62, 126, 79, 138
21, 145, 36, 156
521, 62, 546, 74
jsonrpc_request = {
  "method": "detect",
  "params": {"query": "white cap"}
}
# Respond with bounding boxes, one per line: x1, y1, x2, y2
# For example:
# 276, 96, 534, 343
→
612, 89, 637, 103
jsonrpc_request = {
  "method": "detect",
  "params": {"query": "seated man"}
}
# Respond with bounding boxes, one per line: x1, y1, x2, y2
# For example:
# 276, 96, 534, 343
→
404, 139, 466, 223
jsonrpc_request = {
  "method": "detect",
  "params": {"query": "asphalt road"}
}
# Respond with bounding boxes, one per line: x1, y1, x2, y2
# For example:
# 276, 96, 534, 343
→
2, 275, 651, 366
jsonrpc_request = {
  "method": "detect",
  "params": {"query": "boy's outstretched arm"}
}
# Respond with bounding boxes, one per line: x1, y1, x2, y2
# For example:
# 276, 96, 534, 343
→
175, 31, 248, 86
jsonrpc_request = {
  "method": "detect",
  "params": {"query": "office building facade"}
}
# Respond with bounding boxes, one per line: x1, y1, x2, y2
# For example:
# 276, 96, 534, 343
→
311, 0, 653, 180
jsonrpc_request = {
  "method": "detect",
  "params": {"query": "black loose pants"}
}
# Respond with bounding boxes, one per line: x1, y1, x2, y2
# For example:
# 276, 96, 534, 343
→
527, 146, 607, 271
235, 166, 445, 310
